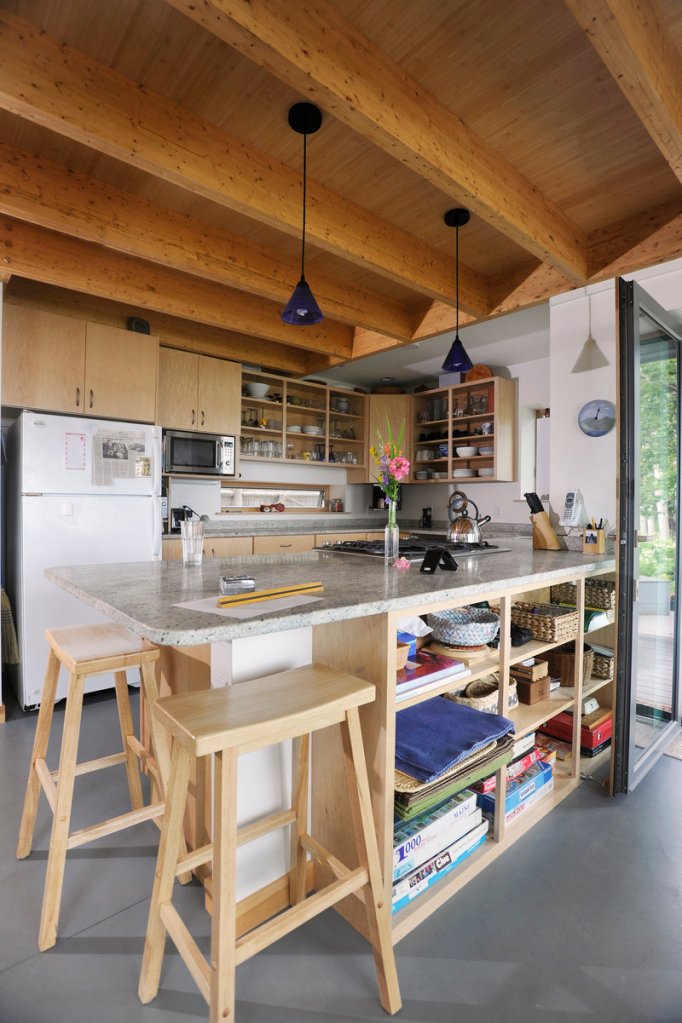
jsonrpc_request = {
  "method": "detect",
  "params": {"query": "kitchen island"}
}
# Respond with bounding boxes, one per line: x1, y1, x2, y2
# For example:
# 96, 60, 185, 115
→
46, 541, 616, 944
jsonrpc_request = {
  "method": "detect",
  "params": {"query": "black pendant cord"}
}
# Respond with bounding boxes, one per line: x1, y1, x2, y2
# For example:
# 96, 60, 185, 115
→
300, 132, 308, 282
455, 223, 460, 339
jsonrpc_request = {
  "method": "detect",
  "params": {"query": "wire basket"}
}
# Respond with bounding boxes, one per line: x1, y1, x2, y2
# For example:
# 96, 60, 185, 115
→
426, 607, 500, 646
444, 675, 518, 713
546, 642, 594, 686
550, 580, 616, 611
510, 602, 579, 644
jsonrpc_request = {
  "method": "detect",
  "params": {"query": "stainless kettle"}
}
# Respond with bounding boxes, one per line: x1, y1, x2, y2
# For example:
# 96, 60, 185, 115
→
447, 491, 491, 544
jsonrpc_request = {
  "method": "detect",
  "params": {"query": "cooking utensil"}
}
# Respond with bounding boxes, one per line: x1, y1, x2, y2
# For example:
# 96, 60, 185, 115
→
447, 492, 491, 543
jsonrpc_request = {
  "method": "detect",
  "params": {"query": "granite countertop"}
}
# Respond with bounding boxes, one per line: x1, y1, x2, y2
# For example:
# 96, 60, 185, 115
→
163, 516, 535, 539
46, 539, 614, 647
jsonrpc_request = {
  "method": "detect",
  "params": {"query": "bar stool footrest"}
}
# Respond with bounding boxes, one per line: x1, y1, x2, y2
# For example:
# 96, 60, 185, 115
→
66, 802, 165, 850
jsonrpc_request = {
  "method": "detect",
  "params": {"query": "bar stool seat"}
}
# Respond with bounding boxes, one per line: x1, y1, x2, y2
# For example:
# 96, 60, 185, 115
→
138, 663, 402, 1022
17, 622, 173, 951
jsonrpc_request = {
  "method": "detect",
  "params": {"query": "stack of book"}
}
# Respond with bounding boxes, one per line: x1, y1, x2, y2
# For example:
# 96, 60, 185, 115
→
392, 789, 488, 913
396, 647, 471, 703
539, 705, 612, 756
476, 757, 555, 826
470, 736, 556, 796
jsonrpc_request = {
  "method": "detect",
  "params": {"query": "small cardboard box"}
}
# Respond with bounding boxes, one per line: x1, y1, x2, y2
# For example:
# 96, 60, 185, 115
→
510, 658, 549, 682
515, 674, 551, 705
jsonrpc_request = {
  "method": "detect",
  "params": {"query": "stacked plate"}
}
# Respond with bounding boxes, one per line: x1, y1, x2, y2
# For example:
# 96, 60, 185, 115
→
289, 425, 302, 433
303, 425, 322, 435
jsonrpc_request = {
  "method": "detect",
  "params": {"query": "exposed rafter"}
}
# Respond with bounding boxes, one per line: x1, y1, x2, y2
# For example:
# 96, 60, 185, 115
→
567, 0, 682, 184
0, 10, 487, 317
168, 0, 588, 282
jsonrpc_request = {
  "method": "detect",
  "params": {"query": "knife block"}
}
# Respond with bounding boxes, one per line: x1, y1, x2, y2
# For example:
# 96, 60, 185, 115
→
530, 511, 562, 550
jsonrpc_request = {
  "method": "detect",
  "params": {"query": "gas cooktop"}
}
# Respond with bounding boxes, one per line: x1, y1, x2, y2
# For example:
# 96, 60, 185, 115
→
314, 536, 510, 561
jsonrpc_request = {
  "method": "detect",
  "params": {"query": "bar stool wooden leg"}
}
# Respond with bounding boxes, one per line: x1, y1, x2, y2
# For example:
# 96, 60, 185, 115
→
38, 671, 86, 952
139, 741, 194, 1005
289, 733, 309, 905
113, 670, 144, 812
210, 749, 239, 1023
17, 650, 61, 859
341, 707, 402, 1016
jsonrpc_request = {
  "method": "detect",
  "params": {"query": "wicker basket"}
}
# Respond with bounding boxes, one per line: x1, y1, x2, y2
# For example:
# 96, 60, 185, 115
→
550, 579, 616, 611
510, 602, 579, 644
426, 607, 500, 646
546, 642, 594, 686
593, 651, 614, 680
444, 675, 518, 713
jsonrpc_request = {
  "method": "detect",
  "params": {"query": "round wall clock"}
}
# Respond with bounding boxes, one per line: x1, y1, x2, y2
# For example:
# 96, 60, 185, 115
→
578, 399, 616, 437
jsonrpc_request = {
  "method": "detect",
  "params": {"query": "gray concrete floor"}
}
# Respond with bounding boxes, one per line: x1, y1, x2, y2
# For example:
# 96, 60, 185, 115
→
1, 690, 681, 1023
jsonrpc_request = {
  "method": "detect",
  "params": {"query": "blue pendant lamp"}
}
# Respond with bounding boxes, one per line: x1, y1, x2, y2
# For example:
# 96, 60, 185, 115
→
281, 102, 324, 325
441, 208, 473, 373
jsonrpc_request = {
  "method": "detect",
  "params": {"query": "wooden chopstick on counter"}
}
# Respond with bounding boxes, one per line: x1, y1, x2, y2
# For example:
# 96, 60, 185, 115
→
216, 582, 324, 608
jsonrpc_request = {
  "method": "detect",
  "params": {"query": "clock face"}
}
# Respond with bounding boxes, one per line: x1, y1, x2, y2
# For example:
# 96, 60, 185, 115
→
578, 399, 616, 437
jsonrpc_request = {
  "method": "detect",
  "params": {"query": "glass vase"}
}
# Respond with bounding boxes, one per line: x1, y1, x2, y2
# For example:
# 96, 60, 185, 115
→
384, 498, 400, 565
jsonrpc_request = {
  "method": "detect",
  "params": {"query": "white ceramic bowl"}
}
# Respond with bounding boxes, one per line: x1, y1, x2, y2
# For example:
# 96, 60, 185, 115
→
453, 468, 472, 478
288, 425, 302, 433
478, 446, 494, 455
455, 445, 477, 457
478, 467, 494, 477
302, 425, 321, 435
245, 382, 270, 398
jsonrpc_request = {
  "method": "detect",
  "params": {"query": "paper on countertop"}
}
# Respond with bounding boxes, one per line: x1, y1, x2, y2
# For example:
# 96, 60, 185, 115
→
174, 594, 323, 620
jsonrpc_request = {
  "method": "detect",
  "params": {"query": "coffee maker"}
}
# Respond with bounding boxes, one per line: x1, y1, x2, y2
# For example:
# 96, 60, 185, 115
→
419, 507, 433, 529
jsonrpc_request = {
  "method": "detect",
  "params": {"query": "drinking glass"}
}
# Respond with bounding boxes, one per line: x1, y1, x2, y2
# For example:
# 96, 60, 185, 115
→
180, 520, 204, 567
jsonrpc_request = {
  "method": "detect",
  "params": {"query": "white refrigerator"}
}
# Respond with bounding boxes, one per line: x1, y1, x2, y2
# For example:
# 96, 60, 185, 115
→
8, 411, 162, 709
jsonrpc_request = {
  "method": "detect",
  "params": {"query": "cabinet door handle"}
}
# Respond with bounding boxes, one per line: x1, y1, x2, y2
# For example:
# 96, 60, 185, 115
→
89, 389, 94, 409
191, 409, 195, 426
280, 543, 293, 548
75, 386, 80, 408
201, 410, 205, 426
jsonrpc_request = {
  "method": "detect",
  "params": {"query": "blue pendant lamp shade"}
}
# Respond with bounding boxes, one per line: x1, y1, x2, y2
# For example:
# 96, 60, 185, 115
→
281, 103, 324, 325
441, 208, 473, 373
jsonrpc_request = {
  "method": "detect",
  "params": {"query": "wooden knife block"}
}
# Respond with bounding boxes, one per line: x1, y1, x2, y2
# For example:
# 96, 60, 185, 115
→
531, 511, 562, 550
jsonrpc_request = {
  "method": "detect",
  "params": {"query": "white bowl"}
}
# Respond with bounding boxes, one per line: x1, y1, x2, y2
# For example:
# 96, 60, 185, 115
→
455, 445, 477, 457
245, 382, 270, 398
478, 467, 494, 477
453, 468, 472, 478
302, 425, 321, 435
288, 425, 302, 433
478, 446, 494, 455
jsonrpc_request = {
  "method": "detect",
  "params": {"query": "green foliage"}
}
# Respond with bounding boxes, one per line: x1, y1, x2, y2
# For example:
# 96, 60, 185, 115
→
639, 358, 677, 523
639, 538, 677, 591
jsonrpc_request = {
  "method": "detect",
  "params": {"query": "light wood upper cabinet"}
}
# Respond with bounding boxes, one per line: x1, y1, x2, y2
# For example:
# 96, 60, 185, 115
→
365, 393, 412, 483
84, 322, 158, 423
2, 305, 85, 414
2, 305, 159, 422
157, 347, 241, 435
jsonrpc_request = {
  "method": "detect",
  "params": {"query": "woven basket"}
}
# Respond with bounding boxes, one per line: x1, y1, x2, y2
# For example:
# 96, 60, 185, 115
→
427, 607, 500, 646
546, 642, 594, 686
510, 602, 579, 644
593, 652, 614, 680
550, 579, 616, 611
444, 675, 518, 713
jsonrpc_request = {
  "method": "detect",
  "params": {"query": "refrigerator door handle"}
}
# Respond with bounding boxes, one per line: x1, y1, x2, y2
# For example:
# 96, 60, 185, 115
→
151, 497, 162, 560
151, 427, 162, 497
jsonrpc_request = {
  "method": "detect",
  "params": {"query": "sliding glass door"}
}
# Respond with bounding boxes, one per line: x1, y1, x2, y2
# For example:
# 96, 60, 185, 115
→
614, 279, 681, 793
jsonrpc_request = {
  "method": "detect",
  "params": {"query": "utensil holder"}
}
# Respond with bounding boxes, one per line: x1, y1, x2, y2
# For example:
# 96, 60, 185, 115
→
582, 527, 605, 553
530, 511, 562, 550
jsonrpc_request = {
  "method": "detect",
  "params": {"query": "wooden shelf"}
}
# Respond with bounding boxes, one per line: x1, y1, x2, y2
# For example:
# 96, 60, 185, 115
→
506, 694, 574, 738
394, 652, 499, 711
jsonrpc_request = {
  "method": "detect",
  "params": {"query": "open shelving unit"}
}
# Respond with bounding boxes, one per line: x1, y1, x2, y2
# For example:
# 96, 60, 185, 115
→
311, 566, 616, 946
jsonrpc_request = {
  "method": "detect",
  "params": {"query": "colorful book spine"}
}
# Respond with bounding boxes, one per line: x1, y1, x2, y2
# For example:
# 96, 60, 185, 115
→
476, 759, 553, 816
473, 746, 546, 794
483, 776, 555, 827
392, 820, 489, 913
393, 805, 481, 882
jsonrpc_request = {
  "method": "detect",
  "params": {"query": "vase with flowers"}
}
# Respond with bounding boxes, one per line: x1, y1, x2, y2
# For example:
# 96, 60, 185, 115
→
370, 418, 411, 564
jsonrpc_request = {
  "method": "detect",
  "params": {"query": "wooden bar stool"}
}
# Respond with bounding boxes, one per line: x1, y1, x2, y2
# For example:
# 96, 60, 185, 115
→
17, 622, 172, 952
138, 663, 402, 1022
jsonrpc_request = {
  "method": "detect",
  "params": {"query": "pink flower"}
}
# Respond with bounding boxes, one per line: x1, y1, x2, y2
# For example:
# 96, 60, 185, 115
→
393, 557, 411, 571
387, 456, 410, 481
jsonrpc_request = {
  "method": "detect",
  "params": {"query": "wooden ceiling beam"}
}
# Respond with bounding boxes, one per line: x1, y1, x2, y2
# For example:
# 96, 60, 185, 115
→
0, 11, 487, 315
0, 142, 414, 341
169, 0, 588, 282
0, 217, 354, 358
567, 0, 682, 184
587, 199, 682, 279
5, 278, 314, 376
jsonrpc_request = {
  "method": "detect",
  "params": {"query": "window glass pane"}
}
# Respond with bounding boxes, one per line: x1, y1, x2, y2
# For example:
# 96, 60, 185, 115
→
221, 486, 325, 510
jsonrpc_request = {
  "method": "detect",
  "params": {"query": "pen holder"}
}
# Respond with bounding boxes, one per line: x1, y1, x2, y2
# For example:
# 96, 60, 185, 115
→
583, 528, 605, 554
530, 511, 562, 550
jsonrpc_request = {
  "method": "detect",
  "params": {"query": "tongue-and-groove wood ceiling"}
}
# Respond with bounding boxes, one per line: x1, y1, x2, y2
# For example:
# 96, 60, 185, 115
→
1, 0, 682, 377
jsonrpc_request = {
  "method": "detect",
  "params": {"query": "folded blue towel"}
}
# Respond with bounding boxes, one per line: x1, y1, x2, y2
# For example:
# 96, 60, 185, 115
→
395, 697, 514, 783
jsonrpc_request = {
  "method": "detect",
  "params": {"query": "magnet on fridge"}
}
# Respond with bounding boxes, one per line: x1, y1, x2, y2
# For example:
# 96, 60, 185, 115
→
59, 502, 74, 516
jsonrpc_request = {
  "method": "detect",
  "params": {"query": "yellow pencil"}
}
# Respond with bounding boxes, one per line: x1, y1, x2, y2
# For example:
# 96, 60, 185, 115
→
217, 582, 324, 608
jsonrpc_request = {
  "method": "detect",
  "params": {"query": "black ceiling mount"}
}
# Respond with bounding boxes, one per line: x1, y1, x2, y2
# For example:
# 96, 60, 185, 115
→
444, 208, 470, 229
287, 102, 323, 136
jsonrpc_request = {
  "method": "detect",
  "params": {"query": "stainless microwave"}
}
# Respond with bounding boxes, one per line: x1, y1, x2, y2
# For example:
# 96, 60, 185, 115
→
162, 429, 236, 477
